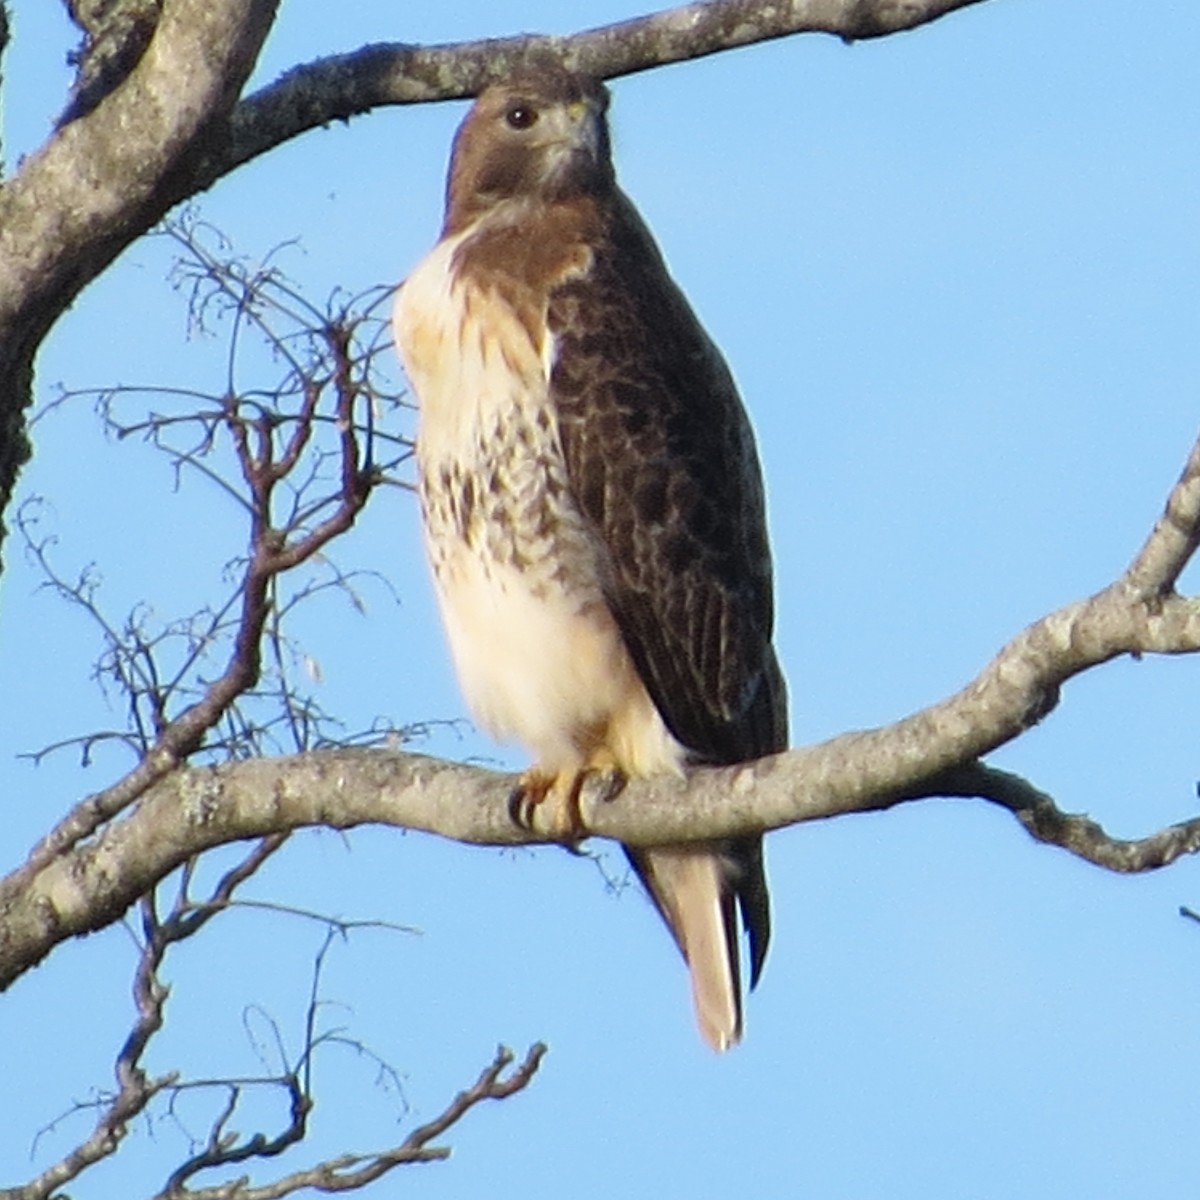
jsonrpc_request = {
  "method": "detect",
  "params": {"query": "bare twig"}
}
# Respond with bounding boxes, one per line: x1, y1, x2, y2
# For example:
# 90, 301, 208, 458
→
161, 1069, 311, 1195
4, 835, 439, 1200
148, 1043, 547, 1200
9, 222, 412, 902
6, 835, 287, 1200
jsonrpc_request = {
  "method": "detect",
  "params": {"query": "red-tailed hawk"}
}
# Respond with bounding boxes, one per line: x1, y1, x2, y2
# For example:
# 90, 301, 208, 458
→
393, 66, 787, 1052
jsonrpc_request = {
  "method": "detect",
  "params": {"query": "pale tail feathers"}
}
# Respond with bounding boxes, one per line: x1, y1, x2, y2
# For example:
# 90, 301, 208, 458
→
629, 845, 743, 1053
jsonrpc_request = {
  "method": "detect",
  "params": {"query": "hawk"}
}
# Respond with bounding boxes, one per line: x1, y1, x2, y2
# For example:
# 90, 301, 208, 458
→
393, 65, 787, 1052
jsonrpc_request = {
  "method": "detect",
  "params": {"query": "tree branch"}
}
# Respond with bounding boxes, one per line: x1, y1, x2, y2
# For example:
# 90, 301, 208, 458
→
6, 427, 1200, 990
193, 0, 995, 190
1124, 426, 1200, 595
61, 0, 162, 122
0, 728, 1192, 997
146, 1043, 546, 1200
0, 0, 279, 559
925, 762, 1200, 872
0, 0, 276, 320
0, 1, 9, 170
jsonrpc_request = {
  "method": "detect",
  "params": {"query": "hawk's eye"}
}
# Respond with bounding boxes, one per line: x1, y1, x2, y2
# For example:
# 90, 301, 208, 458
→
505, 104, 538, 130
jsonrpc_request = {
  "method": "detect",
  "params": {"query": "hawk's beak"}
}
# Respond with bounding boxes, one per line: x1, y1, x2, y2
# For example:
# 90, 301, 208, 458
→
558, 97, 601, 163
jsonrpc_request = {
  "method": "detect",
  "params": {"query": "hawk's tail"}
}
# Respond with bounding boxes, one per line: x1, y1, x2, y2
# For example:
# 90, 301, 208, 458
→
627, 843, 756, 1052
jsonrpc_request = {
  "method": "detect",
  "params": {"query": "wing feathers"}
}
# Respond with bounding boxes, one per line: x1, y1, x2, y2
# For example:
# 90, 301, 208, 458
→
548, 192, 783, 765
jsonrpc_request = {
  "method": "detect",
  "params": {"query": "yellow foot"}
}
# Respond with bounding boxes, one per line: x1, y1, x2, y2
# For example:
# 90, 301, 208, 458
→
508, 765, 622, 847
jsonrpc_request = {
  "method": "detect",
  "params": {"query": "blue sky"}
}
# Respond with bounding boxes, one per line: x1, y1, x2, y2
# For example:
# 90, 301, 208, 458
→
3, 1, 1200, 1197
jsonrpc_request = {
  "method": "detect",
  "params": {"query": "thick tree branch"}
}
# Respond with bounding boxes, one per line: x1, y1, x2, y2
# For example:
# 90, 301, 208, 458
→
1124, 428, 1200, 594
61, 0, 162, 122
1, 729, 1194, 997
6, 429, 1199, 991
193, 0, 994, 191
0, 0, 275, 321
0, 2, 9, 169
0, 0, 278, 555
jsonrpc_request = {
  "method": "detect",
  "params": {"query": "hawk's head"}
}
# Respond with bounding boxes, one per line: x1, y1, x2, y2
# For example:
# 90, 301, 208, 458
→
444, 67, 614, 234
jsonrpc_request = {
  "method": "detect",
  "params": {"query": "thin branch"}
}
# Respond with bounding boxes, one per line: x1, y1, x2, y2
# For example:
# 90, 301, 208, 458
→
920, 762, 1200, 872
180, 898, 420, 937
2, 835, 300, 1200
148, 1043, 547, 1200
9, 225, 404, 899
170, 835, 288, 938
8, 901, 177, 1200
142, 903, 416, 1200
161, 1072, 311, 1195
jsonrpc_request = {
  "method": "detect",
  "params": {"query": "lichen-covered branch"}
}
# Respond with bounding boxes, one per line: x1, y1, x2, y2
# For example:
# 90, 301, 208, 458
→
62, 0, 162, 121
0, 2, 10, 168
1124, 427, 1200, 594
0, 0, 278, 558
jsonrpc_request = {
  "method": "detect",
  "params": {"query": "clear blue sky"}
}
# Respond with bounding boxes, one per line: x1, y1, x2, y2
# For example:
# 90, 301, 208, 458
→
4, 1, 1200, 1197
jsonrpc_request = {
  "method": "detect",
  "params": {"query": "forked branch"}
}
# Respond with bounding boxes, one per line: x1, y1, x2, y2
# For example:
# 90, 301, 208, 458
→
146, 1044, 546, 1200
9, 223, 408, 901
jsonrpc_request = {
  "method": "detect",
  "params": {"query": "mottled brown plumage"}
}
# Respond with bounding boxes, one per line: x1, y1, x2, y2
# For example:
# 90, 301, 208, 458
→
393, 65, 787, 1050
